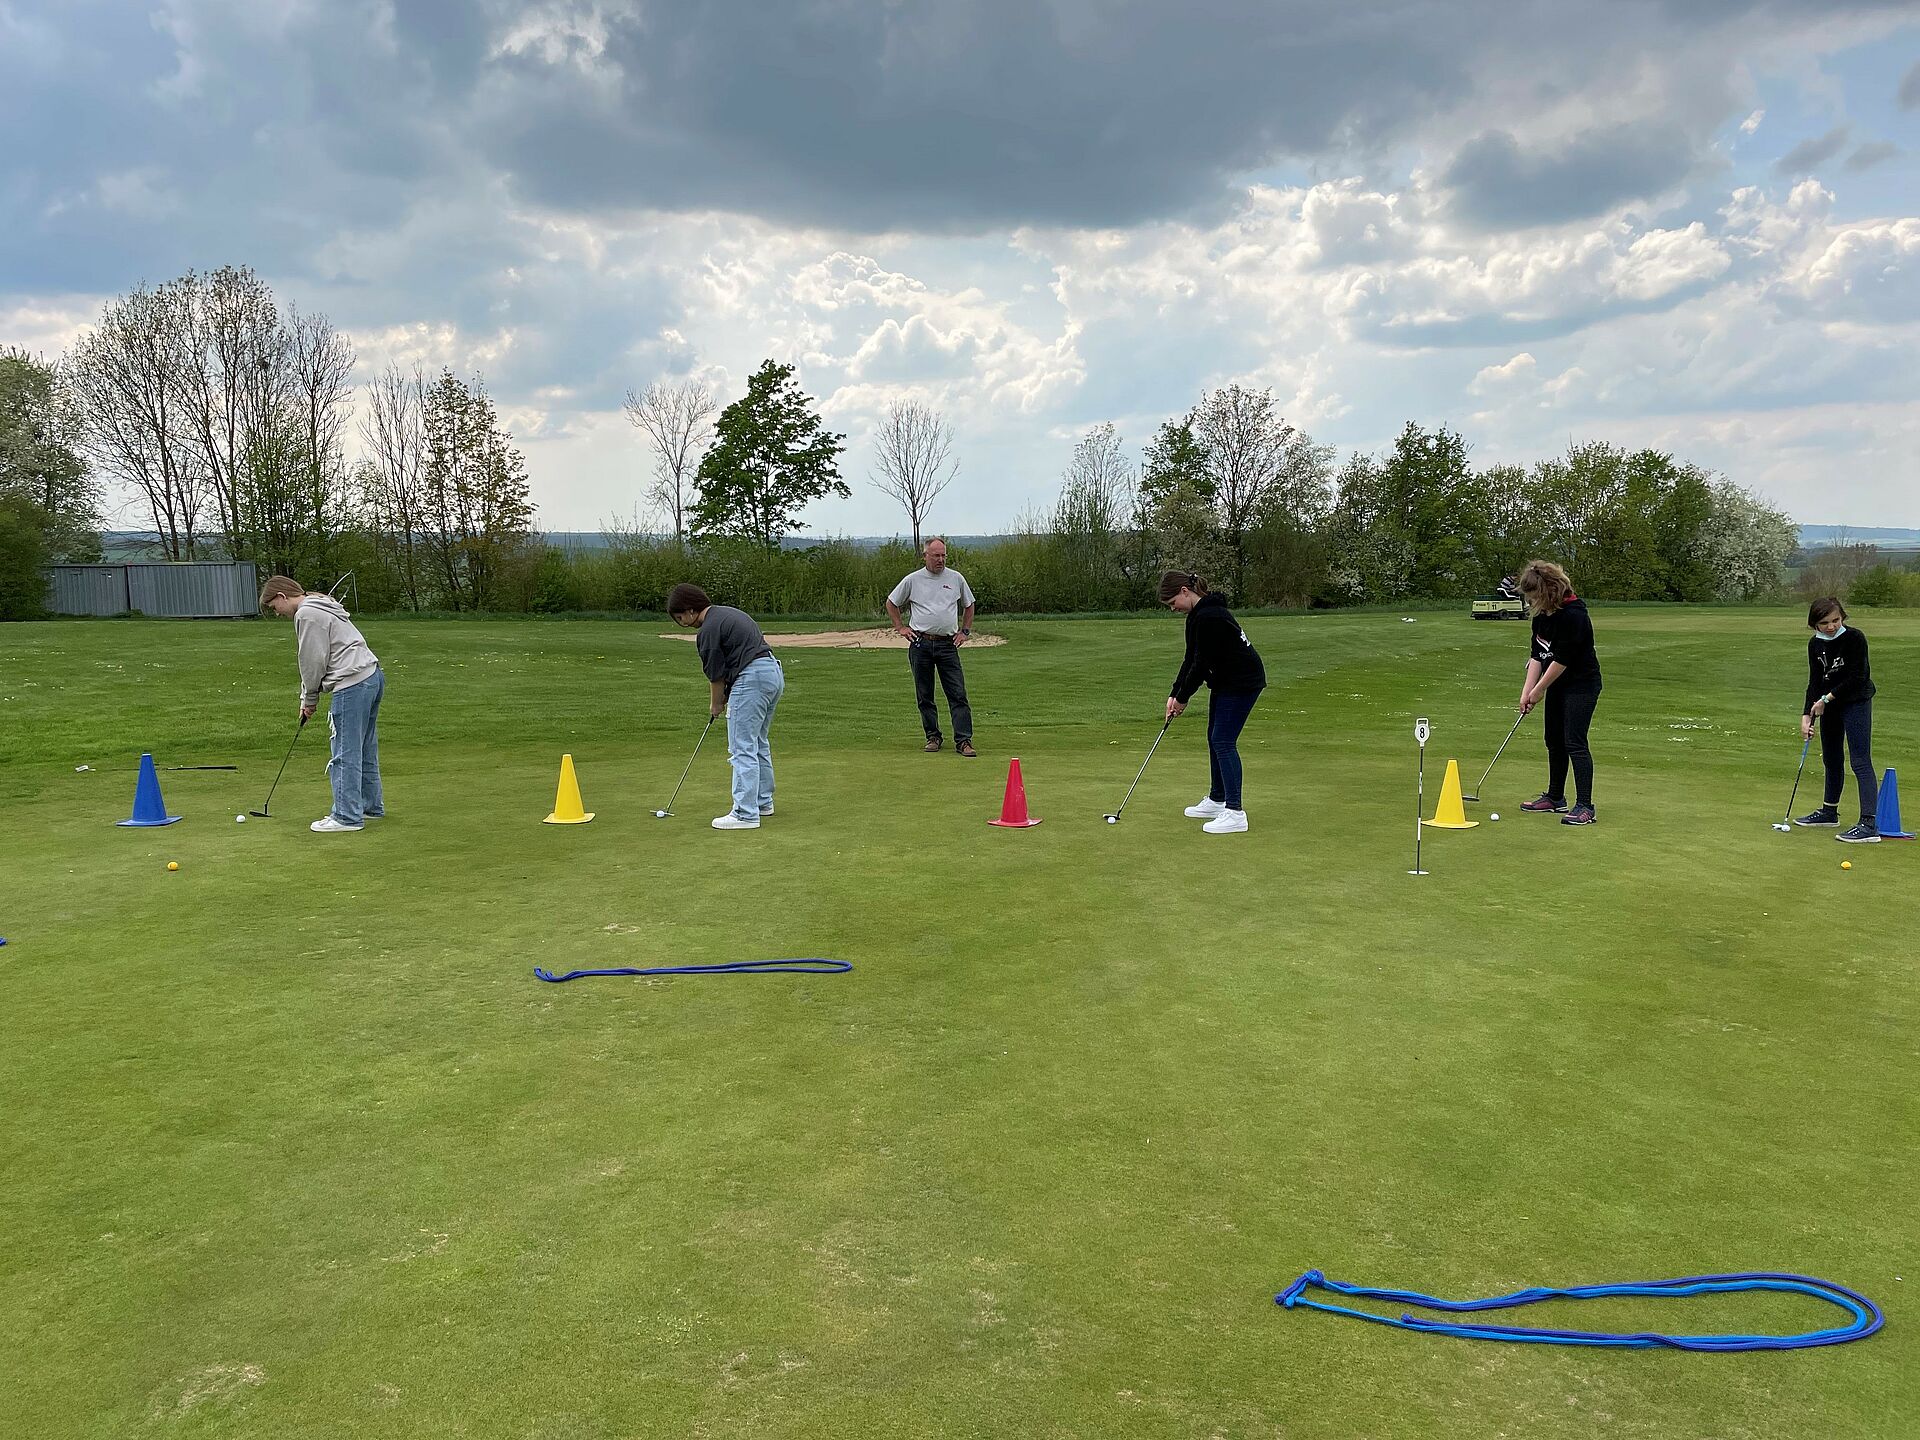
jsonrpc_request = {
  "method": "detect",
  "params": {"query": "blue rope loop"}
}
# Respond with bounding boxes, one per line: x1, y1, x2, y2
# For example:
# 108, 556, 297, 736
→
1277, 1269, 1883, 1351
534, 959, 851, 982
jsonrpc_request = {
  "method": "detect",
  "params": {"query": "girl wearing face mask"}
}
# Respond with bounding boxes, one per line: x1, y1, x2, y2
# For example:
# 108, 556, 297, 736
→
1797, 597, 1880, 842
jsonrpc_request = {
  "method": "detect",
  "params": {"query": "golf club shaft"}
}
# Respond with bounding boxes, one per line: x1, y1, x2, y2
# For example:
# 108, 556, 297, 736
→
1782, 732, 1812, 824
165, 765, 239, 771
1113, 716, 1173, 819
255, 716, 307, 815
1469, 711, 1528, 799
662, 714, 715, 815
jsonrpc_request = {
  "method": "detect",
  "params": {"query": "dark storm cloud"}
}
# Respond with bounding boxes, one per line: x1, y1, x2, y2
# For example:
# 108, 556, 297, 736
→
1440, 123, 1701, 228
1775, 125, 1853, 175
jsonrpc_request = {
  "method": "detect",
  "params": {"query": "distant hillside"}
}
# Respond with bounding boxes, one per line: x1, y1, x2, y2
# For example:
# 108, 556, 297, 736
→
1799, 525, 1920, 550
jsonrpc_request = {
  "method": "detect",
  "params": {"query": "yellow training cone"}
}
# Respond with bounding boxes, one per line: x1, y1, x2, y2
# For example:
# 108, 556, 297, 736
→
1421, 758, 1479, 829
543, 754, 595, 824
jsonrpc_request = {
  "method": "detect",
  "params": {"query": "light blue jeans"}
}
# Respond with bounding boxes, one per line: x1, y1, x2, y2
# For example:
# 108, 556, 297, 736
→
725, 656, 783, 820
327, 668, 385, 825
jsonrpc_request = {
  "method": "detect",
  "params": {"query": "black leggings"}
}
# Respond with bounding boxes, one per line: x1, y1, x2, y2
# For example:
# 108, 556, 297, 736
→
1544, 681, 1601, 808
1819, 699, 1876, 821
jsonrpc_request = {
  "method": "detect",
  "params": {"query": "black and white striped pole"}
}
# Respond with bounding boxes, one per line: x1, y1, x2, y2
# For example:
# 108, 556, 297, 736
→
1410, 716, 1430, 876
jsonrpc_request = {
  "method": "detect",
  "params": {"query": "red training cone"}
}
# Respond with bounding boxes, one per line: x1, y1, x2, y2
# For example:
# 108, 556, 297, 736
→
987, 757, 1043, 828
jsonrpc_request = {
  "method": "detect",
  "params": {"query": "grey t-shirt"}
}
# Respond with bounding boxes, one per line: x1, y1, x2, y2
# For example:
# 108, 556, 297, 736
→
888, 567, 976, 634
695, 605, 774, 692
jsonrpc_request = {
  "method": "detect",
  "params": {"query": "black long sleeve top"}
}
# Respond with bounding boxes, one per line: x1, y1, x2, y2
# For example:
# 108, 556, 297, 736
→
1170, 592, 1266, 702
1528, 596, 1602, 684
1806, 628, 1875, 713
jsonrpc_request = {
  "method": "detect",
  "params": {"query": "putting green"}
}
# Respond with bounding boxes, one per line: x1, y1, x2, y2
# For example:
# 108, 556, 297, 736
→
2, 607, 1915, 1437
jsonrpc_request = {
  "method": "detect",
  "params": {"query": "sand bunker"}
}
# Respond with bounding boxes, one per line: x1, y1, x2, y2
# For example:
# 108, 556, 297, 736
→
661, 626, 1005, 650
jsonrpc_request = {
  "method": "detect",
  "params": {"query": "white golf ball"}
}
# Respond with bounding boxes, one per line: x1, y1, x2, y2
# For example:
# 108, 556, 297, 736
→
1490, 813, 1500, 821
235, 814, 247, 823
1105, 815, 1118, 824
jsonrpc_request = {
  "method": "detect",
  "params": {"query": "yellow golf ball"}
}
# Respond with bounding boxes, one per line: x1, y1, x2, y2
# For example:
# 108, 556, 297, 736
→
166, 861, 179, 871
1841, 860, 1852, 870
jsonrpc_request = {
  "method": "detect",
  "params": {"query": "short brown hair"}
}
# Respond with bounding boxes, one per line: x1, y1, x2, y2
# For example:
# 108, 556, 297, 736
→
1808, 597, 1847, 627
666, 582, 710, 617
1517, 560, 1573, 615
259, 575, 304, 607
1156, 570, 1207, 603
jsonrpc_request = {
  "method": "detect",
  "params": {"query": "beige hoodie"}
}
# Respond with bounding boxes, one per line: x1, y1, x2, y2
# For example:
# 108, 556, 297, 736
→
294, 595, 379, 709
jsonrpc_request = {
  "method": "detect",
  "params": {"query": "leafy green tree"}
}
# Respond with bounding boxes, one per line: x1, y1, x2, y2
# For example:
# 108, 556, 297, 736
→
0, 347, 102, 561
690, 361, 847, 549
1651, 459, 1715, 601
1701, 481, 1796, 600
0, 493, 51, 620
421, 370, 537, 610
1138, 416, 1229, 580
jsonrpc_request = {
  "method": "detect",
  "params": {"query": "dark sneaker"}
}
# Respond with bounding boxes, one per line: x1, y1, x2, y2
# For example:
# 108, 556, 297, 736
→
956, 740, 977, 758
1794, 807, 1840, 827
1520, 794, 1568, 813
1561, 804, 1596, 826
1837, 821, 1881, 844
923, 737, 943, 753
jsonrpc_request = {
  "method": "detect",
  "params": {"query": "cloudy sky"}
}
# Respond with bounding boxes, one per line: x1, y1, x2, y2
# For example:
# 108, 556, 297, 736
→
4, 0, 1919, 534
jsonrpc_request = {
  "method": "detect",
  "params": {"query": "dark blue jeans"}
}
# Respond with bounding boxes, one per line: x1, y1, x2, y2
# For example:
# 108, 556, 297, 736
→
1206, 688, 1261, 810
907, 635, 972, 743
1819, 698, 1876, 821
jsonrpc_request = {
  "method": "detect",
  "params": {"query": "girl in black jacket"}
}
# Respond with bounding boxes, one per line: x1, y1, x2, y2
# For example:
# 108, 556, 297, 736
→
1516, 559, 1603, 825
1796, 597, 1880, 842
1159, 571, 1266, 833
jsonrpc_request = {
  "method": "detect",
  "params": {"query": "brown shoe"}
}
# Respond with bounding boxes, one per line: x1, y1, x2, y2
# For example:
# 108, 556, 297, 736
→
923, 737, 943, 753
957, 740, 977, 758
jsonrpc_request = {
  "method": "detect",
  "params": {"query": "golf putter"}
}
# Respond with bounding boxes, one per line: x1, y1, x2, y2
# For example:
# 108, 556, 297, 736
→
654, 713, 717, 818
1104, 714, 1175, 824
1464, 710, 1529, 803
1773, 732, 1813, 832
250, 715, 308, 818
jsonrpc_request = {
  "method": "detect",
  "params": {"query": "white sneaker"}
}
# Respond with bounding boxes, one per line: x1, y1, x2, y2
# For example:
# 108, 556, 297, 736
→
310, 815, 363, 832
1184, 796, 1226, 818
712, 814, 761, 830
1202, 809, 1248, 834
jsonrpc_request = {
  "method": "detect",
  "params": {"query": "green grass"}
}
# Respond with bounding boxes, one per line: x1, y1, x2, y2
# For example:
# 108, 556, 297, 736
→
2, 607, 1916, 1438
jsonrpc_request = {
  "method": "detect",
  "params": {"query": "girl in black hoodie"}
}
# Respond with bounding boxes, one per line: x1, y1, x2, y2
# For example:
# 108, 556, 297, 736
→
1516, 559, 1602, 825
1159, 571, 1266, 834
1796, 597, 1880, 842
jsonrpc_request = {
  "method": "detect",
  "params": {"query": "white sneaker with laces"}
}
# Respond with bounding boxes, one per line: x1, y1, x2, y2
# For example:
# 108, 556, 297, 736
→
310, 815, 363, 832
1202, 808, 1248, 834
712, 813, 761, 830
1184, 796, 1225, 818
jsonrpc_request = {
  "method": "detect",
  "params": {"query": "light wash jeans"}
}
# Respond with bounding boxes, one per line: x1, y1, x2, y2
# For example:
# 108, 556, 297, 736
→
725, 656, 784, 820
327, 667, 385, 825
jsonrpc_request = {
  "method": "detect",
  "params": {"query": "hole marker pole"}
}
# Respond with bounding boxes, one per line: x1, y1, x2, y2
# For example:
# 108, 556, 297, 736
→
1411, 716, 1430, 876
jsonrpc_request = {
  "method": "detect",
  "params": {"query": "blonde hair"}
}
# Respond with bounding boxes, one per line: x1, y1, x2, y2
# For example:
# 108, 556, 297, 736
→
258, 575, 305, 607
1518, 560, 1573, 615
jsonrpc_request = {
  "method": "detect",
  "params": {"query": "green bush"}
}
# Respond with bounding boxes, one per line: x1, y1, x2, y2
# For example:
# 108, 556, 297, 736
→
1847, 564, 1904, 608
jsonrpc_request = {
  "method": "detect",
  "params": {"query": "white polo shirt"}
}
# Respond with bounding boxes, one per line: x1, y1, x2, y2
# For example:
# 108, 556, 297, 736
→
888, 567, 975, 635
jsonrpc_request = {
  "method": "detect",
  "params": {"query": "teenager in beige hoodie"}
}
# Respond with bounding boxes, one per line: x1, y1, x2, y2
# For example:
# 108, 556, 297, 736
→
259, 575, 386, 832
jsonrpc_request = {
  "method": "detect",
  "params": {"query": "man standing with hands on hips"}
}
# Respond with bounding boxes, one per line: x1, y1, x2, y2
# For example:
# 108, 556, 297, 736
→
886, 538, 978, 757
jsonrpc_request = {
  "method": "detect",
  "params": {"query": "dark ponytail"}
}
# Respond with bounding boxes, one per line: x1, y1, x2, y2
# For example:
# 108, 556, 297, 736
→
1156, 570, 1207, 603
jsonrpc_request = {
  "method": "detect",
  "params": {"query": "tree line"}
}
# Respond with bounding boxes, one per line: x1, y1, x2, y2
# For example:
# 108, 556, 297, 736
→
0, 263, 1871, 621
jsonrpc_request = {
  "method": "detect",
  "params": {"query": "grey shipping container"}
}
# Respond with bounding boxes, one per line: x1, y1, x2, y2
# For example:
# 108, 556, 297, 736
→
46, 563, 260, 619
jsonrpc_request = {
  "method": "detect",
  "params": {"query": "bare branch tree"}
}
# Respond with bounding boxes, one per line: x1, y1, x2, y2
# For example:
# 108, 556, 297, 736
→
870, 398, 957, 549
67, 282, 209, 559
360, 362, 429, 610
1192, 383, 1302, 588
622, 379, 715, 541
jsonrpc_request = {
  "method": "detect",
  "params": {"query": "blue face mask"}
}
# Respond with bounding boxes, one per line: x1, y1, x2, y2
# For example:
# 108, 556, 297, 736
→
1815, 625, 1847, 641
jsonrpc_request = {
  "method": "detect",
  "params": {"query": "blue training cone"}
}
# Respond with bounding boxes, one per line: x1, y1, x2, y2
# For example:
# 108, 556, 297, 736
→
1877, 768, 1913, 839
116, 752, 181, 827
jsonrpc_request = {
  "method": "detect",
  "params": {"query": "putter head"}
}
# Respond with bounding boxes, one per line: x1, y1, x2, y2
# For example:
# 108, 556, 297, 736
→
1771, 822, 1792, 832
653, 809, 671, 819
1103, 814, 1119, 824
248, 808, 270, 819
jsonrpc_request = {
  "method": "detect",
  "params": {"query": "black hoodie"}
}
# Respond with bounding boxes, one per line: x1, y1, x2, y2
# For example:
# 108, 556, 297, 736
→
1529, 595, 1601, 685
1805, 627, 1875, 713
1171, 592, 1266, 702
